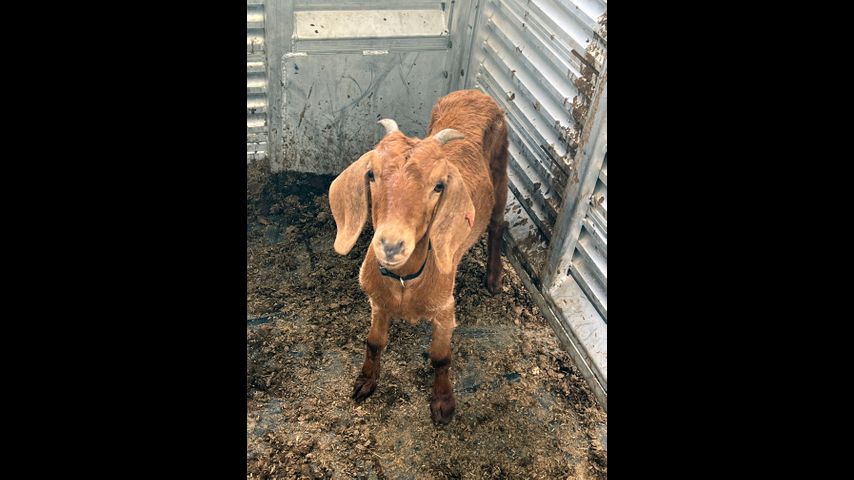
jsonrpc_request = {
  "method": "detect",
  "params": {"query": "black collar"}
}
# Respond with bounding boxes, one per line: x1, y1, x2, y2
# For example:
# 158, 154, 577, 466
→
378, 242, 431, 288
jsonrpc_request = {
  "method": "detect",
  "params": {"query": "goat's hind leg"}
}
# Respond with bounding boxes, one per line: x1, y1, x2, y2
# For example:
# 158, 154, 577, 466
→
486, 141, 509, 295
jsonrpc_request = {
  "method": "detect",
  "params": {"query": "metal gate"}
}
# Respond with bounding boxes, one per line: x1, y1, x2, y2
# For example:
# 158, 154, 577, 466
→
257, 0, 480, 174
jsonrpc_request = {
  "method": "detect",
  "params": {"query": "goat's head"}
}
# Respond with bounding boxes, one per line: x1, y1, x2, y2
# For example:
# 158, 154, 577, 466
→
329, 119, 475, 274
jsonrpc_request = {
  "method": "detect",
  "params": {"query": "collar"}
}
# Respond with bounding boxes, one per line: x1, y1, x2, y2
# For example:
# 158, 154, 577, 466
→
378, 242, 431, 288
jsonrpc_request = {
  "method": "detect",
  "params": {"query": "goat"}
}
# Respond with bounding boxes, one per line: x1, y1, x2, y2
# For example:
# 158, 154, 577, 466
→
328, 89, 509, 425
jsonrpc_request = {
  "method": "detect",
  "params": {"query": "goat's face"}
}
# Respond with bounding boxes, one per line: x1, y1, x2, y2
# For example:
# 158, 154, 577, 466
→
329, 121, 475, 274
368, 133, 450, 268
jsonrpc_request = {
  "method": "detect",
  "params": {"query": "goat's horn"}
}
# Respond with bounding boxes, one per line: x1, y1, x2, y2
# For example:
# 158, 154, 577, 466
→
377, 118, 399, 135
433, 128, 465, 145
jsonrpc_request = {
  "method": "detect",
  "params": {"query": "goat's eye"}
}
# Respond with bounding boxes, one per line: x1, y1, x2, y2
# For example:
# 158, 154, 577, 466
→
367, 170, 375, 181
434, 182, 445, 193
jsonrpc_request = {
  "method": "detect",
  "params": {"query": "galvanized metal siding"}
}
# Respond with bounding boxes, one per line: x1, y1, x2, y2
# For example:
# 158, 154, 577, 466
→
465, 0, 607, 406
467, 0, 605, 266
247, 0, 269, 163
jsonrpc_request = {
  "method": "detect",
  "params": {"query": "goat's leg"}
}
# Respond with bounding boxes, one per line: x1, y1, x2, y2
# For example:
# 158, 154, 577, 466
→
486, 160, 508, 295
428, 311, 456, 425
352, 307, 390, 402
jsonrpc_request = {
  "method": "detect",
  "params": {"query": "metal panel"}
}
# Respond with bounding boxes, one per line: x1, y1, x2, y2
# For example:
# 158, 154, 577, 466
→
467, 0, 606, 239
465, 0, 607, 406
247, 0, 269, 163
280, 50, 451, 174
272, 1, 476, 173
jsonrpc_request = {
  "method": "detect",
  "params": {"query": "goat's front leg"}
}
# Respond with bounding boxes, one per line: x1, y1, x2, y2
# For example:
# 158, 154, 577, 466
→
352, 306, 390, 402
429, 308, 456, 425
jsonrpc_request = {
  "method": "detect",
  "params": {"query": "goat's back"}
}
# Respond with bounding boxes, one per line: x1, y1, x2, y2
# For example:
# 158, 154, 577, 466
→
426, 90, 508, 190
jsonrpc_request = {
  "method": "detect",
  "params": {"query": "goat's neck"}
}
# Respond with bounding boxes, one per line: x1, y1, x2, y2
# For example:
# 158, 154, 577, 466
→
387, 235, 431, 278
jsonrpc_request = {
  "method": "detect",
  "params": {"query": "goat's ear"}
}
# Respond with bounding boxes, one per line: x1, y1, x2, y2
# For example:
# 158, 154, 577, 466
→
429, 163, 475, 273
329, 151, 372, 254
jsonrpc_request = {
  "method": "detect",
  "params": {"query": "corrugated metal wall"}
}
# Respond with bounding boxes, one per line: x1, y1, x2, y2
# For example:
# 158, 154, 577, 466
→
247, 0, 269, 163
464, 0, 607, 406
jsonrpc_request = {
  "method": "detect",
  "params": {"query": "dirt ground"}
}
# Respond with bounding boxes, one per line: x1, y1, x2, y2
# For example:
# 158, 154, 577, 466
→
247, 160, 607, 479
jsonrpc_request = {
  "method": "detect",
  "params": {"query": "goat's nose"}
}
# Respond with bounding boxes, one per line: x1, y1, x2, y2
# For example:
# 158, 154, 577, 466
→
381, 238, 404, 258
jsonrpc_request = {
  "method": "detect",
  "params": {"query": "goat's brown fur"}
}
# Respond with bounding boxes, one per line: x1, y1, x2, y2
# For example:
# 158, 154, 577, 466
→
329, 90, 509, 425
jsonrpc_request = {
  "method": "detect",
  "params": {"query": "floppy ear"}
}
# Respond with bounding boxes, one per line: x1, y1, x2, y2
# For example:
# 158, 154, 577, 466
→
429, 163, 476, 273
329, 151, 372, 254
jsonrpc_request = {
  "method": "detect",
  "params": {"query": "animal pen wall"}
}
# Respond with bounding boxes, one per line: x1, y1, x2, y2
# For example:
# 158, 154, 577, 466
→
247, 0, 607, 408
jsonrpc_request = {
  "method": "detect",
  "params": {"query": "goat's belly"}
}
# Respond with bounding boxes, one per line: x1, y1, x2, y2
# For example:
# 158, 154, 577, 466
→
395, 314, 429, 326
386, 301, 439, 324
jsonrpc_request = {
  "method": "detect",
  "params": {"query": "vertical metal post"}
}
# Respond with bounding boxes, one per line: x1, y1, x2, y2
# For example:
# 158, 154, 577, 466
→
446, 0, 479, 93
542, 61, 607, 292
264, 0, 295, 172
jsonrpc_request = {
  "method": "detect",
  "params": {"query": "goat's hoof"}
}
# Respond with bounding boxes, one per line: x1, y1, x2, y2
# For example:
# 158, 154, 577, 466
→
351, 375, 377, 403
430, 393, 456, 425
486, 275, 503, 295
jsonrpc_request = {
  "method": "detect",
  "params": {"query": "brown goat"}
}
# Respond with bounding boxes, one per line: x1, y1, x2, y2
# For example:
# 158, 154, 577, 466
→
328, 89, 509, 425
